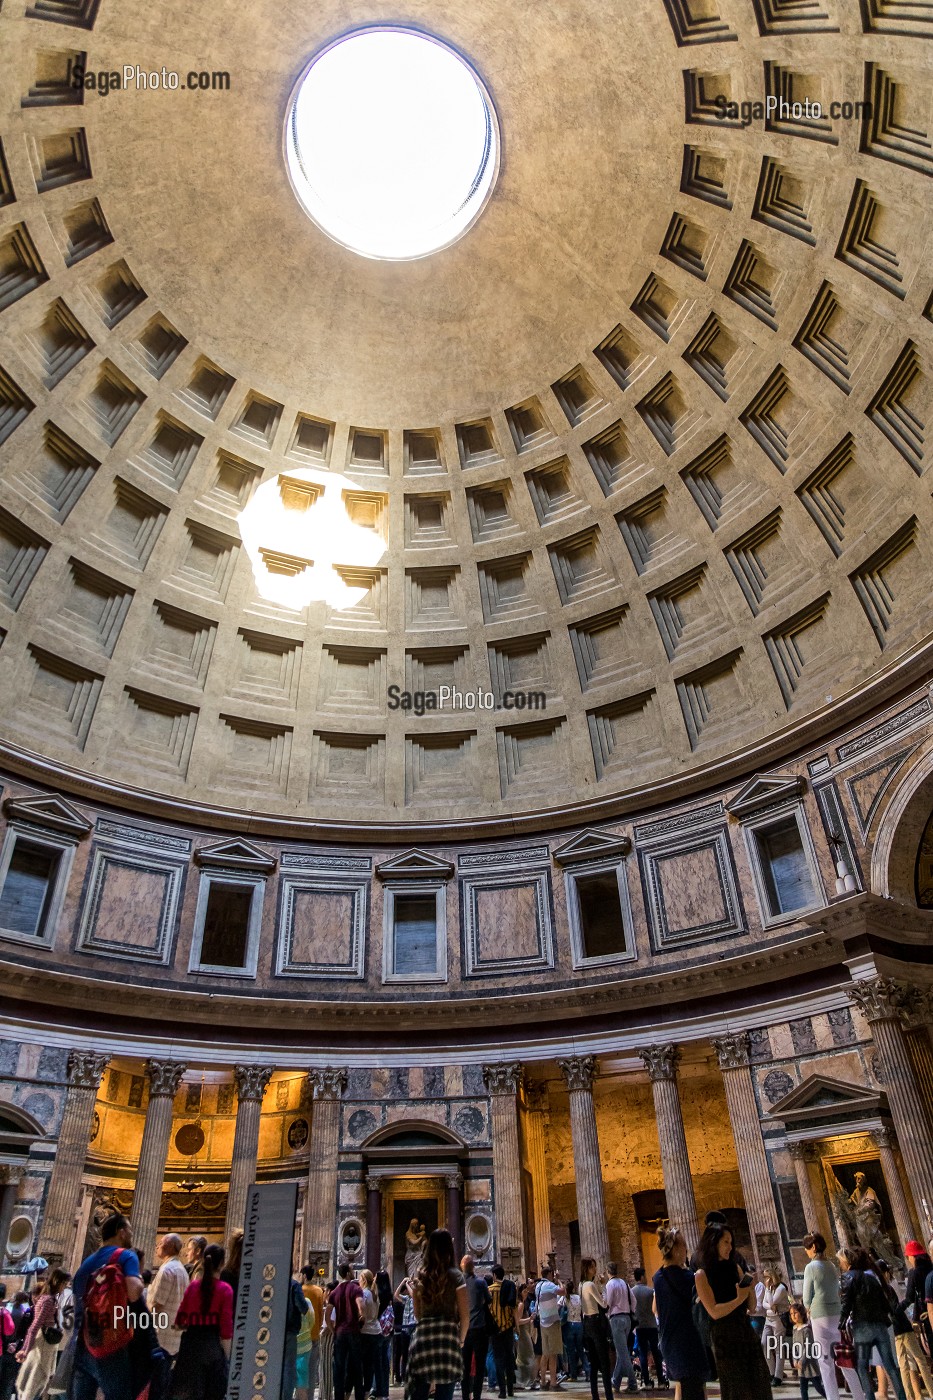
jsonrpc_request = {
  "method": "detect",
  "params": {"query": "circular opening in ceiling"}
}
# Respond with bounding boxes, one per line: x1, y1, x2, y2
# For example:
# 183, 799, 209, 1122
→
285, 27, 499, 261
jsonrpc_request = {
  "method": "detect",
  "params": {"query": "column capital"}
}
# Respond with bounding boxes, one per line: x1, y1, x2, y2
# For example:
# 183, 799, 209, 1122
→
847, 976, 912, 1023
307, 1066, 348, 1101
483, 1061, 524, 1096
66, 1049, 109, 1090
365, 1174, 382, 1194
444, 1171, 464, 1190
712, 1033, 750, 1070
233, 1064, 274, 1104
637, 1044, 679, 1083
144, 1058, 188, 1098
0, 1164, 24, 1186
871, 1125, 898, 1151
558, 1054, 599, 1093
789, 1141, 819, 1163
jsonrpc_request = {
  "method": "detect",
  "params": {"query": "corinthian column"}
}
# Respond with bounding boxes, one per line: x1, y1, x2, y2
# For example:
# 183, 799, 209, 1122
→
871, 1126, 919, 1246
132, 1059, 187, 1266
712, 1033, 783, 1272
522, 1081, 553, 1270
558, 1055, 610, 1270
304, 1067, 347, 1273
789, 1143, 821, 1236
483, 1062, 526, 1274
225, 1065, 274, 1243
38, 1049, 109, 1266
848, 978, 933, 1238
637, 1044, 699, 1250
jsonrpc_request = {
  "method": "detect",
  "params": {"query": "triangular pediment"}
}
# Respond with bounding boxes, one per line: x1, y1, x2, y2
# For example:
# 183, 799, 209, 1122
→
375, 848, 454, 880
3, 793, 91, 838
764, 1073, 882, 1125
552, 828, 631, 865
726, 773, 805, 818
194, 838, 277, 873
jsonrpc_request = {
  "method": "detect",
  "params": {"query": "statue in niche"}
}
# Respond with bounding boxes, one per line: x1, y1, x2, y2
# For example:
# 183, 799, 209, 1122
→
848, 1172, 897, 1260
404, 1218, 427, 1277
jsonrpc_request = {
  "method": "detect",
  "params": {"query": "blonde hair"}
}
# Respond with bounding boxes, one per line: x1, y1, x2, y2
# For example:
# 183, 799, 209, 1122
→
657, 1225, 683, 1260
359, 1269, 374, 1289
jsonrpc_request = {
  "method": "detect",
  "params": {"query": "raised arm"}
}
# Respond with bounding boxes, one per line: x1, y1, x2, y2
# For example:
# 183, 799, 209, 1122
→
456, 1283, 469, 1346
694, 1268, 751, 1321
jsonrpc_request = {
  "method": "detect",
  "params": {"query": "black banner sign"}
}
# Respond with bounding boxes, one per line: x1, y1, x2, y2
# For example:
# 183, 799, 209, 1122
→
226, 1181, 299, 1400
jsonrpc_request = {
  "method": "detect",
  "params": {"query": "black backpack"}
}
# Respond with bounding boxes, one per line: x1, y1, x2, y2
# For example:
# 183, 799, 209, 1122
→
285, 1281, 307, 1336
500, 1279, 517, 1309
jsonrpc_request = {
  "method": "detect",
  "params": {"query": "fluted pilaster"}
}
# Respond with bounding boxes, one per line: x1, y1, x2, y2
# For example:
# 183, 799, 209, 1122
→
483, 1061, 525, 1273
871, 1126, 920, 1247
225, 1065, 274, 1243
522, 1081, 552, 1269
638, 1044, 699, 1249
132, 1058, 187, 1266
304, 1067, 347, 1270
848, 978, 933, 1238
38, 1049, 109, 1266
712, 1034, 783, 1271
558, 1055, 609, 1269
789, 1143, 821, 1234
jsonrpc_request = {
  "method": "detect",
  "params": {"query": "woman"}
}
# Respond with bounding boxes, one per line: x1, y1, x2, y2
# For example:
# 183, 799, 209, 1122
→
373, 1271, 393, 1400
874, 1256, 931, 1400
171, 1243, 234, 1400
579, 1257, 612, 1400
694, 1221, 771, 1400
802, 1233, 840, 1400
319, 1281, 335, 1400
515, 1282, 536, 1391
405, 1228, 468, 1400
357, 1268, 382, 1398
904, 1242, 933, 1357
184, 1236, 208, 1280
837, 1246, 907, 1400
219, 1229, 243, 1307
652, 1226, 707, 1400
14, 1268, 70, 1400
562, 1281, 587, 1382
761, 1264, 791, 1384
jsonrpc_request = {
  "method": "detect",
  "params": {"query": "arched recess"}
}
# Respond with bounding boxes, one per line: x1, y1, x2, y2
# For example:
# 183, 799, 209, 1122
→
0, 1099, 45, 1271
361, 1121, 466, 1151
869, 733, 933, 901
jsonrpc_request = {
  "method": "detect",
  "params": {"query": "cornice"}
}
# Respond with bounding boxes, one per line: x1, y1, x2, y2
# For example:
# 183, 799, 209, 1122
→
0, 650, 928, 843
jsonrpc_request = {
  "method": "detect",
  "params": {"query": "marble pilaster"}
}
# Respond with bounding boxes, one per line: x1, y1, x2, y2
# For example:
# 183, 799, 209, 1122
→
712, 1033, 784, 1271
38, 1049, 109, 1266
483, 1062, 525, 1274
304, 1067, 347, 1272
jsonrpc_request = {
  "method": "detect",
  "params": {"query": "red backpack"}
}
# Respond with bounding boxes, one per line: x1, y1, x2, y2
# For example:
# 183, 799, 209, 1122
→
0, 1308, 15, 1355
83, 1247, 133, 1358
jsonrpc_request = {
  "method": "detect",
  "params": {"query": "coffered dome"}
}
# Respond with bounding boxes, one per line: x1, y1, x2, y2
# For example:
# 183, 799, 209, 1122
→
0, 0, 931, 833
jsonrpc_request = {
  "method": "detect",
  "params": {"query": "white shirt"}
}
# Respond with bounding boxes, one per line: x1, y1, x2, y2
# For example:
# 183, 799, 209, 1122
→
149, 1256, 189, 1356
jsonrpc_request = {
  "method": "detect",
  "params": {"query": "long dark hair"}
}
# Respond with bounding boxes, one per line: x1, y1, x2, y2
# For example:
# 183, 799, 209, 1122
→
375, 1270, 392, 1313
696, 1223, 733, 1275
417, 1228, 456, 1313
43, 1269, 71, 1298
200, 1244, 225, 1315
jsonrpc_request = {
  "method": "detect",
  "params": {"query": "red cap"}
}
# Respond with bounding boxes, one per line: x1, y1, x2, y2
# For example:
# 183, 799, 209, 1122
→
905, 1240, 925, 1257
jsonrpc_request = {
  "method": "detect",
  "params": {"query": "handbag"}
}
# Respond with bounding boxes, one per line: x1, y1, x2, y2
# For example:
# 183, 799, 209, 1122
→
831, 1328, 855, 1369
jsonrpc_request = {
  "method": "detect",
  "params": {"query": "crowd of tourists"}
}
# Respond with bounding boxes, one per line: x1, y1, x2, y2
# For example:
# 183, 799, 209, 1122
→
4, 1212, 933, 1400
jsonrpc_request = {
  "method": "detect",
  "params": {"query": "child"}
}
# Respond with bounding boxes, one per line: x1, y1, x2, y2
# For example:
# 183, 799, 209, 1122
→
790, 1301, 825, 1400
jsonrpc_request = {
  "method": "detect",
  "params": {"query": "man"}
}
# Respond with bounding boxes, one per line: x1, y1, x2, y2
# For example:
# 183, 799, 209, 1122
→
282, 1273, 310, 1400
296, 1266, 324, 1400
488, 1265, 516, 1399
460, 1254, 491, 1400
71, 1212, 144, 1400
148, 1234, 188, 1361
630, 1267, 663, 1391
329, 1262, 364, 1400
533, 1265, 565, 1392
605, 1262, 637, 1395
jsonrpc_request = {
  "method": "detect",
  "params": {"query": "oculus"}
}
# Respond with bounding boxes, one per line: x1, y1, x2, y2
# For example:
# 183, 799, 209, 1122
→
285, 28, 499, 260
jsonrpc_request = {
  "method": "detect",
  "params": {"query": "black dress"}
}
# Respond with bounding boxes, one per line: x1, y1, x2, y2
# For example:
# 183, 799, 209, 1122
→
652, 1266, 707, 1383
704, 1259, 771, 1400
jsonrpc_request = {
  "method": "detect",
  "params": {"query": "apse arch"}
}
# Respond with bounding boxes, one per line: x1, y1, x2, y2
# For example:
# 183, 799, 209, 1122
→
361, 1120, 466, 1151
869, 735, 933, 902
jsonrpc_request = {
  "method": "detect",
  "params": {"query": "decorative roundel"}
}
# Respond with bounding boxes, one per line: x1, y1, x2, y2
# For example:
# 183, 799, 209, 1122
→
287, 1117, 310, 1150
339, 1218, 363, 1257
285, 27, 499, 260
453, 1105, 485, 1140
174, 1122, 206, 1155
465, 1213, 492, 1255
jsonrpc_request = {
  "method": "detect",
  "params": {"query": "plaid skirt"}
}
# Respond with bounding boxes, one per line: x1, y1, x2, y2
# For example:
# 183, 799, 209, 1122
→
404, 1316, 462, 1400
